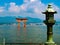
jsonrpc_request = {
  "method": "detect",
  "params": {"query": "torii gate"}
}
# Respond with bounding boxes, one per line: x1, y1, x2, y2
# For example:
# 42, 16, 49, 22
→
16, 18, 27, 29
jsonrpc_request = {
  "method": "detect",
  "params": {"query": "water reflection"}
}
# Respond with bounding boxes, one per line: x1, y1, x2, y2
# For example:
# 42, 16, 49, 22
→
16, 23, 20, 43
17, 23, 20, 30
17, 23, 27, 43
23, 23, 26, 28
23, 27, 27, 43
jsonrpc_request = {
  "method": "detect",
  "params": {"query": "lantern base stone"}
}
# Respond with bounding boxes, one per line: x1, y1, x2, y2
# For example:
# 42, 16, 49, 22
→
45, 42, 56, 45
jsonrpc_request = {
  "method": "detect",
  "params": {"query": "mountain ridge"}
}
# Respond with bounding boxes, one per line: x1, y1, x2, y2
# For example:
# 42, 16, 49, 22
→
0, 16, 43, 24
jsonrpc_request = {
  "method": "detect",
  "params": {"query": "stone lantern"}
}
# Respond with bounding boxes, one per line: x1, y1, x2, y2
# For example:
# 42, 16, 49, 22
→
42, 4, 57, 45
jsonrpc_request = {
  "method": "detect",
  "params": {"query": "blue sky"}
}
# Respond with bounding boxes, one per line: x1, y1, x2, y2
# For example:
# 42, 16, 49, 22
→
0, 0, 60, 21
0, 0, 60, 7
0, 0, 23, 6
41, 0, 60, 7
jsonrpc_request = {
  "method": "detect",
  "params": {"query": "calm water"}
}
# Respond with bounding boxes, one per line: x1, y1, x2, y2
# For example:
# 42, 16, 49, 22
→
0, 23, 60, 44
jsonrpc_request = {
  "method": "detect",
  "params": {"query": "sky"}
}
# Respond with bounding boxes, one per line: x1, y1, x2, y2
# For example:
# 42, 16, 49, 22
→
0, 0, 60, 21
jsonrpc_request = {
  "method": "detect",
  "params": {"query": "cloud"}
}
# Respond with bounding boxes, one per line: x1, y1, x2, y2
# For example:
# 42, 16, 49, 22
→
30, 0, 38, 2
19, 0, 46, 19
8, 2, 20, 13
0, 0, 60, 20
24, 0, 40, 3
20, 0, 46, 13
0, 7, 5, 12
26, 2, 60, 20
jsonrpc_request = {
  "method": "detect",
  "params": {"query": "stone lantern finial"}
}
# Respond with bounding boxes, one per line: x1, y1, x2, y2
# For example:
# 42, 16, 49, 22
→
48, 4, 52, 8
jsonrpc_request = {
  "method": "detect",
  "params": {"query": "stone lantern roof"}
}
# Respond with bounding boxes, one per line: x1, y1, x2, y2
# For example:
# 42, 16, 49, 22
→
46, 4, 55, 12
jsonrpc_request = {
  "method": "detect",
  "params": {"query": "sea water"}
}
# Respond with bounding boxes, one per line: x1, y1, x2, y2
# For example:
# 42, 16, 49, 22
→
0, 23, 60, 45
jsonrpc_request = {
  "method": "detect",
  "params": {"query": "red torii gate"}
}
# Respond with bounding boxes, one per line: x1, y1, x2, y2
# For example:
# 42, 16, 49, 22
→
16, 18, 27, 29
